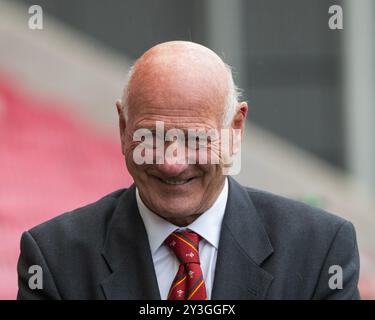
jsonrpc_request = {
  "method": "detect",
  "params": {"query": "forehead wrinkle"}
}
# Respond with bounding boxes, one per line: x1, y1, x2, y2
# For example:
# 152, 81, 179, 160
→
133, 115, 219, 129
128, 95, 223, 126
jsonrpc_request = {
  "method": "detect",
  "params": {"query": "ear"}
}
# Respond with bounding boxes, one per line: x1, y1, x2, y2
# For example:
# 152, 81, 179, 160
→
116, 99, 127, 155
231, 101, 248, 138
116, 99, 126, 133
230, 101, 248, 155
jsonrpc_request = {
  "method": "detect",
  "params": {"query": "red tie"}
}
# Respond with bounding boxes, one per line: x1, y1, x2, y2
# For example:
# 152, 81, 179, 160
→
165, 230, 207, 300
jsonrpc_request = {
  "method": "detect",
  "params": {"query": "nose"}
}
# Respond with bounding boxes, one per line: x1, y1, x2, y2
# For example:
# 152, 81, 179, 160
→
154, 147, 189, 177
155, 162, 189, 177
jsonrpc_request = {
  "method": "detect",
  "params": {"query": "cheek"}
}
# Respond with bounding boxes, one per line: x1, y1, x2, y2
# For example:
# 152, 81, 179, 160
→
124, 145, 151, 179
196, 164, 220, 178
123, 132, 139, 159
124, 143, 141, 175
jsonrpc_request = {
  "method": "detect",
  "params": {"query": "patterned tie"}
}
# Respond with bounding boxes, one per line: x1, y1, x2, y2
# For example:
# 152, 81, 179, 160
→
165, 230, 207, 300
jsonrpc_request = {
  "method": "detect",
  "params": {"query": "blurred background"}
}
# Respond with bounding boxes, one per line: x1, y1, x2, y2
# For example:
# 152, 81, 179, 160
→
0, 0, 374, 299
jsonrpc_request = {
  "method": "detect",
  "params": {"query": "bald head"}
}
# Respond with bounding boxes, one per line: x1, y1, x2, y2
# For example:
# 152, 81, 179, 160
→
120, 41, 240, 126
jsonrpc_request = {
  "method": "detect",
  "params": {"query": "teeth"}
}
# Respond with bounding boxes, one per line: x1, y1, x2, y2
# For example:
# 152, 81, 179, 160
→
162, 179, 189, 185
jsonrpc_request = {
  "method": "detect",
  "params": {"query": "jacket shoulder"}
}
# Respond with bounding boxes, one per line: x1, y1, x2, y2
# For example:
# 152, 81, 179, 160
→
241, 185, 359, 299
27, 188, 127, 245
245, 187, 350, 243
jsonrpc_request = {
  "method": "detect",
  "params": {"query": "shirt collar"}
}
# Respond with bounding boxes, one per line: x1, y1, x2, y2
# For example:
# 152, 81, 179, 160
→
136, 178, 228, 255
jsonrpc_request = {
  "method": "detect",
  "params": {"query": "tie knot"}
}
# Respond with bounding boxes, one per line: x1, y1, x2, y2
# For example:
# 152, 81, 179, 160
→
165, 230, 201, 264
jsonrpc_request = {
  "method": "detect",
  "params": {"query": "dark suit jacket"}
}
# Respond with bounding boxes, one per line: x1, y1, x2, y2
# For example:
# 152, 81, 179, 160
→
17, 177, 360, 299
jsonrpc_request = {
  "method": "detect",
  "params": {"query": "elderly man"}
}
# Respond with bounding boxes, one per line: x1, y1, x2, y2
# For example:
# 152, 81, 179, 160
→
17, 41, 360, 300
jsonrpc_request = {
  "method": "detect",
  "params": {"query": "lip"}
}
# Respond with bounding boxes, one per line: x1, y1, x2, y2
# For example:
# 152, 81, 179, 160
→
150, 175, 199, 190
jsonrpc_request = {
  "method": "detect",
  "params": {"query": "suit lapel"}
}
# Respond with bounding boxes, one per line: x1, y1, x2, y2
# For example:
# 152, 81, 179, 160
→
212, 177, 274, 300
100, 185, 161, 300
100, 178, 274, 300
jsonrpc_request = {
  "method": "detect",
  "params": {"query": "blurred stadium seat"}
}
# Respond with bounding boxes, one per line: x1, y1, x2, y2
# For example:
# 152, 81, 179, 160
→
0, 74, 132, 299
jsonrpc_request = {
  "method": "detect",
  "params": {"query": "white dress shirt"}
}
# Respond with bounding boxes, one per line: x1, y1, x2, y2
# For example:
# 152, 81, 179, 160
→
136, 178, 228, 300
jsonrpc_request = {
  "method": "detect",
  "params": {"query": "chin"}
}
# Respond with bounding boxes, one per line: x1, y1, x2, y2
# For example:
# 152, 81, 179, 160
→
155, 201, 200, 219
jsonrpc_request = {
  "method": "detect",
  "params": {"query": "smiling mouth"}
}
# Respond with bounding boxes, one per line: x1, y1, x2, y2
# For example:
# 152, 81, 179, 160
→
156, 177, 195, 185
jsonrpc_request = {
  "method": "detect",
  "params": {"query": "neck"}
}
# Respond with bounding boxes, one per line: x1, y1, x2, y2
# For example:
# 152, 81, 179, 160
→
165, 213, 203, 227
